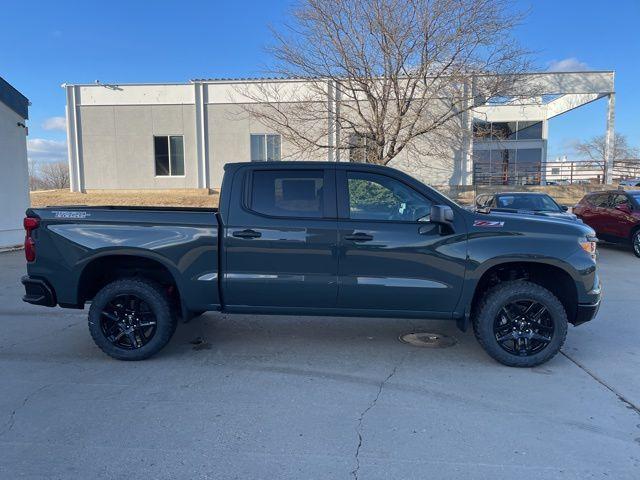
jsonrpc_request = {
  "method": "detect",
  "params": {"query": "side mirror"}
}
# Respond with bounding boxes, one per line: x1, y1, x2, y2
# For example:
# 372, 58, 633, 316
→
430, 205, 454, 225
561, 205, 569, 212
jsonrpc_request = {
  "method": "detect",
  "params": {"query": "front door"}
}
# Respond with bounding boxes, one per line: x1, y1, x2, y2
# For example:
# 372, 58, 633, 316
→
336, 169, 466, 316
223, 167, 338, 310
582, 193, 611, 235
607, 193, 634, 239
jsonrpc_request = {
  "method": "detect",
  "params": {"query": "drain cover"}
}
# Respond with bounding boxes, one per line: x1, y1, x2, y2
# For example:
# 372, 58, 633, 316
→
399, 332, 456, 348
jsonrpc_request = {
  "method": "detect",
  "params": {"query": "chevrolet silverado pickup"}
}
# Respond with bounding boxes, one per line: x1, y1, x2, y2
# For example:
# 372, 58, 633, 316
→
21, 162, 601, 367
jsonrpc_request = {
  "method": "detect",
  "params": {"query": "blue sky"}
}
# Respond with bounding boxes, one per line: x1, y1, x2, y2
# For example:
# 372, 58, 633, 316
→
1, 0, 638, 164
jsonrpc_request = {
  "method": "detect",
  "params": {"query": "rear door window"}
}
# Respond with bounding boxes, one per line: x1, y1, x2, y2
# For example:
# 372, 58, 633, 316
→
611, 194, 630, 208
249, 170, 325, 218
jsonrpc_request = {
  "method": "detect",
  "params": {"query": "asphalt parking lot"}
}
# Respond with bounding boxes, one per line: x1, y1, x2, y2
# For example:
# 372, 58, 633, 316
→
0, 246, 638, 479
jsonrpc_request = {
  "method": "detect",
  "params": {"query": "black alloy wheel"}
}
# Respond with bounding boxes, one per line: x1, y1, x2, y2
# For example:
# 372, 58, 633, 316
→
100, 294, 157, 349
88, 278, 177, 360
473, 281, 568, 367
493, 300, 554, 356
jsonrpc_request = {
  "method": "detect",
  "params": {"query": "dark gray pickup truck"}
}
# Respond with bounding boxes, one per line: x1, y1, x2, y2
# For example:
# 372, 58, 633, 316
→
22, 162, 601, 367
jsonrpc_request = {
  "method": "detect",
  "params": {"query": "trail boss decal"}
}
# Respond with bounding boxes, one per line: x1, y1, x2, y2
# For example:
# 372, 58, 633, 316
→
52, 211, 92, 219
473, 220, 504, 228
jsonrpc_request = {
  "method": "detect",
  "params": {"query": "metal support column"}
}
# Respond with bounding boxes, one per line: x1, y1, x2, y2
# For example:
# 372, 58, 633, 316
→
461, 78, 474, 186
327, 81, 335, 162
194, 82, 210, 190
604, 92, 616, 184
326, 81, 342, 162
64, 84, 84, 193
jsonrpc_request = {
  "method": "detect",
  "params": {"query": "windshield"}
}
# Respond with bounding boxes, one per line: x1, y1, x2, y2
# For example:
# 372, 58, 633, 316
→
494, 194, 561, 212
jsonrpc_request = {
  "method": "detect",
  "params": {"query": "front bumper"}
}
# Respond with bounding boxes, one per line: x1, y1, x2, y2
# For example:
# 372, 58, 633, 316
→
574, 300, 600, 326
574, 273, 601, 326
21, 276, 56, 307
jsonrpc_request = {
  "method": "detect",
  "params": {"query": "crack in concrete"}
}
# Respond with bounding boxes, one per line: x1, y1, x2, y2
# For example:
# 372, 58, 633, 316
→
351, 354, 408, 480
0, 384, 51, 437
560, 350, 640, 416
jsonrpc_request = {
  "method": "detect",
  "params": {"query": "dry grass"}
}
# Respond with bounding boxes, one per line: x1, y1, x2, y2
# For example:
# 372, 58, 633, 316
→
30, 189, 220, 209
31, 185, 640, 211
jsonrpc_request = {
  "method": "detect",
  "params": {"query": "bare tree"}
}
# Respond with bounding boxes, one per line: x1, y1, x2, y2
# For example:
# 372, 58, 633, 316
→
37, 161, 70, 190
574, 133, 639, 183
237, 0, 535, 166
28, 159, 44, 191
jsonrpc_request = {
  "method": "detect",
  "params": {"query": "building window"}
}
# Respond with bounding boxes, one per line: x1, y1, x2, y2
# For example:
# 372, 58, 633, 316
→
251, 134, 281, 161
473, 120, 542, 141
473, 147, 542, 186
516, 121, 543, 140
249, 170, 324, 218
154, 135, 184, 176
472, 120, 491, 140
490, 122, 517, 140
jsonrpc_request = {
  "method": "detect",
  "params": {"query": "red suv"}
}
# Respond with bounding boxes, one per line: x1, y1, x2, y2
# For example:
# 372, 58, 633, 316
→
574, 190, 640, 257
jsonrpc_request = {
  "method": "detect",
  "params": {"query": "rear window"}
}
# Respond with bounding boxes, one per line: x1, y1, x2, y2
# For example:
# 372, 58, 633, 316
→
587, 194, 610, 207
495, 194, 560, 212
249, 170, 325, 218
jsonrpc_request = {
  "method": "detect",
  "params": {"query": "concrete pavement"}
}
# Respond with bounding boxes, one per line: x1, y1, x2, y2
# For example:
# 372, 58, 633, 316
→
0, 247, 638, 479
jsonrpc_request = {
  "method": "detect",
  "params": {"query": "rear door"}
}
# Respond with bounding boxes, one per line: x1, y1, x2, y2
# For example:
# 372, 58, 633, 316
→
335, 168, 466, 316
223, 166, 338, 310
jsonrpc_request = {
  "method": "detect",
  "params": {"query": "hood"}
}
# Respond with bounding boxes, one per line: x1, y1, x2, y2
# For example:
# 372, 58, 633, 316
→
516, 210, 579, 222
468, 209, 595, 238
480, 208, 580, 223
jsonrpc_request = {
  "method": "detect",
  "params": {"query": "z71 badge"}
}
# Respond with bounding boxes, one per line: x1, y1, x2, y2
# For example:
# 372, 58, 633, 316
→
52, 211, 92, 219
473, 220, 504, 228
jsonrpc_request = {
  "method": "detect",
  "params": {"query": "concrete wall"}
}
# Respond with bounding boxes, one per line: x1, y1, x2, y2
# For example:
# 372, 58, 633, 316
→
207, 103, 330, 186
0, 101, 29, 248
79, 104, 198, 189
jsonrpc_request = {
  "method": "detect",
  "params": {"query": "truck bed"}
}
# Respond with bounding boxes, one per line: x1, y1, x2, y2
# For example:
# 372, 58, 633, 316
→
24, 205, 221, 316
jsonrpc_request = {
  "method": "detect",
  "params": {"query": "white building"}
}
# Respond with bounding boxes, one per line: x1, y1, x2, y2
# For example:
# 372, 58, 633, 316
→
63, 71, 615, 191
0, 77, 29, 248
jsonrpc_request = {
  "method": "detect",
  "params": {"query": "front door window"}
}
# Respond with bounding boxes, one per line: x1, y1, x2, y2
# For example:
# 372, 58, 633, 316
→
346, 172, 432, 222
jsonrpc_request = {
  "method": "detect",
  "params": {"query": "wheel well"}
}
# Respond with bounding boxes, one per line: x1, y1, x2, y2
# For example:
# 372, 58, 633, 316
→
470, 262, 578, 324
78, 255, 181, 308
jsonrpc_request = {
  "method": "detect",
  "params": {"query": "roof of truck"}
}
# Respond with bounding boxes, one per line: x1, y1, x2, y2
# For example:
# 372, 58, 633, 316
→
226, 161, 347, 168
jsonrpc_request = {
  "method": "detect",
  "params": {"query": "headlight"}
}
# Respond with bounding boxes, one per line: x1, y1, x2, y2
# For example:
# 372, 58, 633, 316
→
579, 237, 597, 260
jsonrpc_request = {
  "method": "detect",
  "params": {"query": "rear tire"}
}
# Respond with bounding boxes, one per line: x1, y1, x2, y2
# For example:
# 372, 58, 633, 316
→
88, 278, 177, 360
473, 281, 568, 367
631, 229, 640, 258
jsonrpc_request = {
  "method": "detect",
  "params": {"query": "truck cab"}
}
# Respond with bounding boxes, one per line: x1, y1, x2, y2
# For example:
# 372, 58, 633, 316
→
219, 162, 466, 318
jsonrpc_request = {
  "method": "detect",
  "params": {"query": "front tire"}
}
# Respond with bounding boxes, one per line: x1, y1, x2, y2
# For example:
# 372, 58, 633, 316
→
473, 281, 568, 367
88, 278, 177, 360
